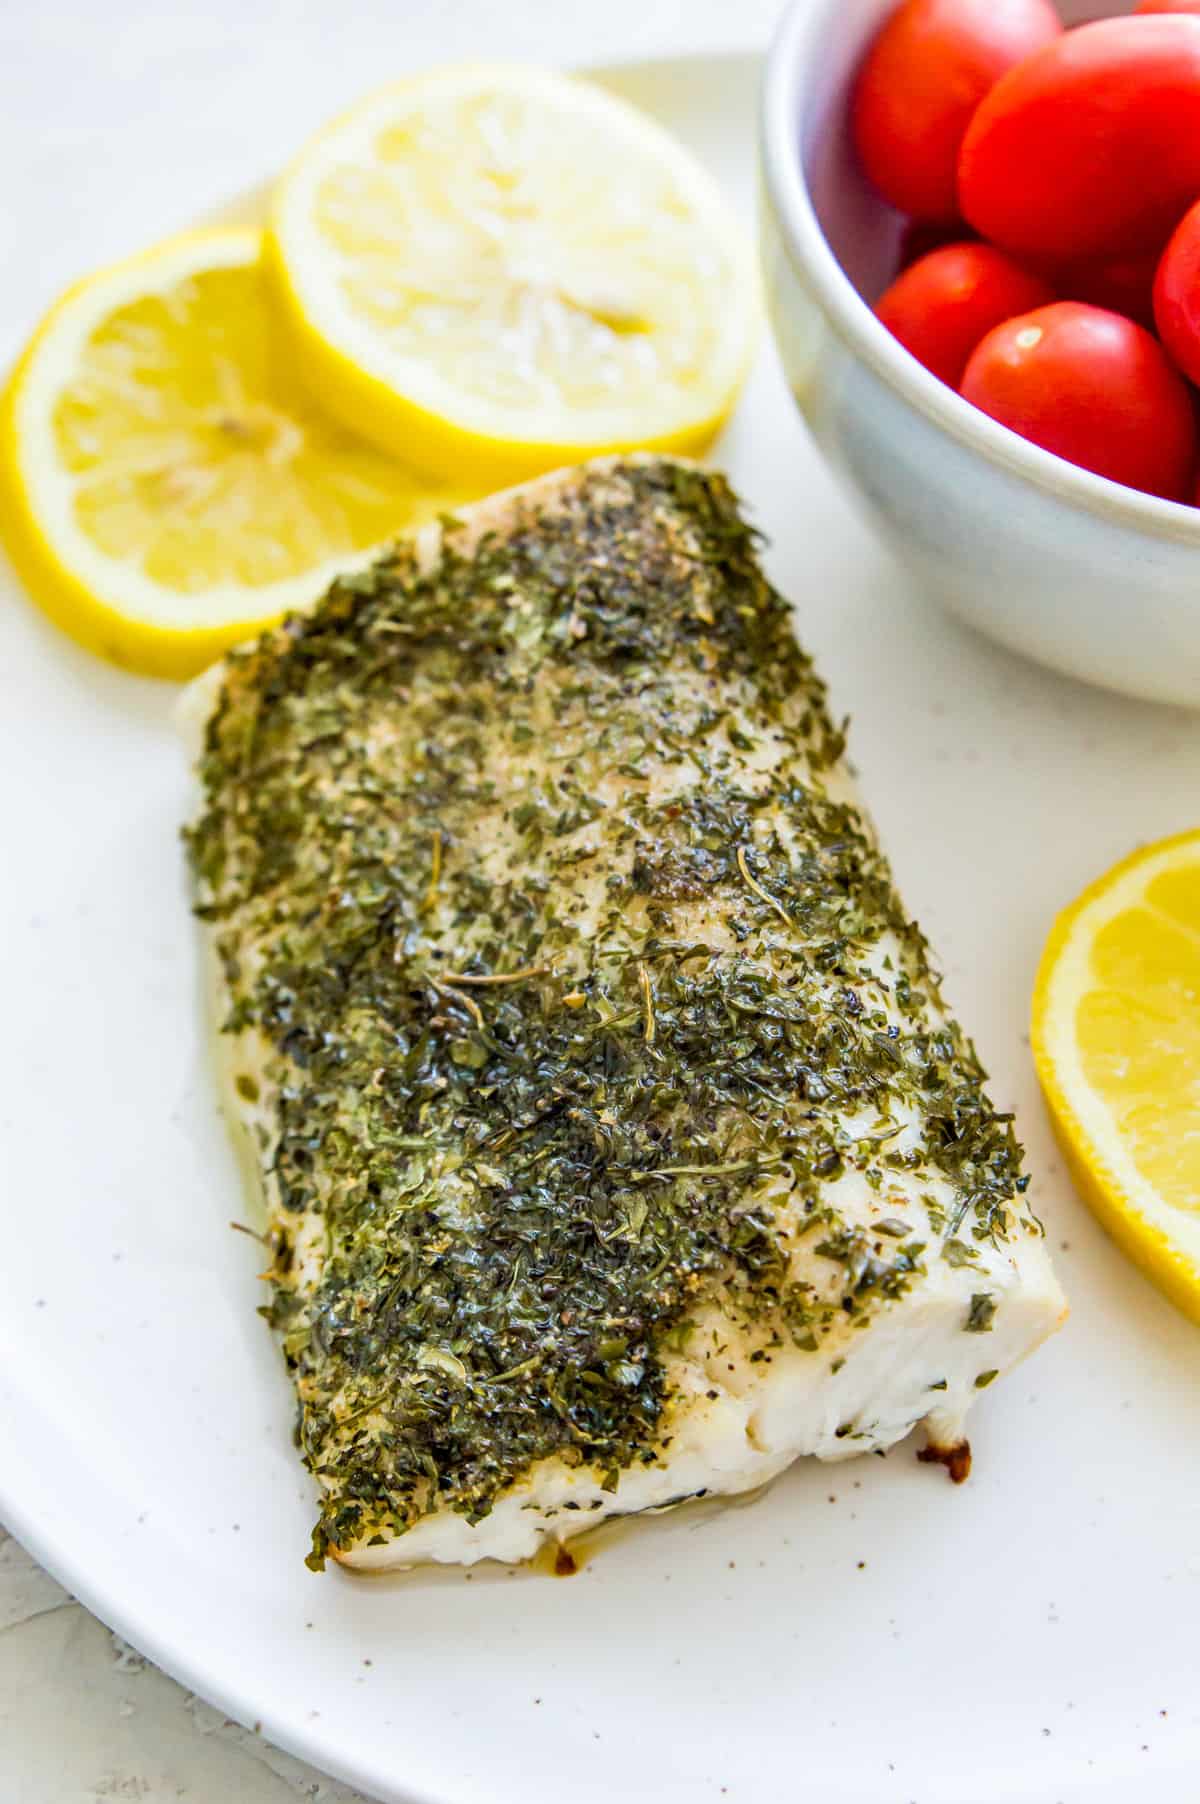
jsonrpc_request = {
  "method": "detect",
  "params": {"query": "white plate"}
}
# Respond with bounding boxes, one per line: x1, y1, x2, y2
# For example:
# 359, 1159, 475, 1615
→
2, 52, 1199, 1804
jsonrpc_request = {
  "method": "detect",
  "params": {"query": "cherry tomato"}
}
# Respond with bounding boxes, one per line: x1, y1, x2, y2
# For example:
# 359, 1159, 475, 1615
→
852, 0, 1062, 223
876, 243, 1055, 386
897, 219, 969, 272
1059, 254, 1160, 332
1134, 1, 1200, 13
959, 17, 1200, 262
1154, 199, 1200, 385
960, 302, 1197, 501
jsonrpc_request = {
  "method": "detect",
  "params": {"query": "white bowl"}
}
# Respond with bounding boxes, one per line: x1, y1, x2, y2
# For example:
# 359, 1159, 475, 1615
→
760, 0, 1200, 708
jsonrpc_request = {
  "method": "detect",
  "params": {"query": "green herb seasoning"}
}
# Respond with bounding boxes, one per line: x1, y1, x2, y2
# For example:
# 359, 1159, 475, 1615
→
186, 458, 1035, 1567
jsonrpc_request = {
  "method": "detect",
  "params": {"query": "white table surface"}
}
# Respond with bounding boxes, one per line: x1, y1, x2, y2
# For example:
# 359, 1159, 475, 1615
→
0, 3, 783, 1799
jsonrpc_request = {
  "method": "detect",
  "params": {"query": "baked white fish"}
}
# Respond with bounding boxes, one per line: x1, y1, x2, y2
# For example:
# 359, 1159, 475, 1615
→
185, 456, 1066, 1570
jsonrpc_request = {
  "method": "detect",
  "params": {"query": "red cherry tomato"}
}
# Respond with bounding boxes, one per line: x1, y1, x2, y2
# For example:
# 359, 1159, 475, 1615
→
852, 0, 1062, 223
897, 219, 969, 272
960, 302, 1197, 501
1059, 254, 1160, 332
959, 17, 1200, 262
1154, 199, 1200, 385
876, 243, 1055, 386
1135, 1, 1200, 13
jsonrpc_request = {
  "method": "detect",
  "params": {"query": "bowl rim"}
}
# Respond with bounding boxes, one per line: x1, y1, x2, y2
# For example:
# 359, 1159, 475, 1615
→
760, 0, 1200, 548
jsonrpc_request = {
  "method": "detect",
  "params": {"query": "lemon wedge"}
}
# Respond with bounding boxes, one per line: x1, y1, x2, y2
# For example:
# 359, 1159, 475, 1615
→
1032, 830, 1200, 1324
0, 227, 463, 679
267, 63, 756, 484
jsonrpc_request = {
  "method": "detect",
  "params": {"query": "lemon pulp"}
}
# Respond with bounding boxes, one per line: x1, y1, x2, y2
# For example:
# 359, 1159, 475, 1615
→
1, 228, 464, 678
1074, 861, 1200, 1214
269, 65, 756, 479
1033, 830, 1200, 1322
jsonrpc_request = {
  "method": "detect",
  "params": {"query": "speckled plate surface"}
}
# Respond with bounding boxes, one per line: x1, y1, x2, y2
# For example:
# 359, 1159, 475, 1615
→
2, 52, 1199, 1804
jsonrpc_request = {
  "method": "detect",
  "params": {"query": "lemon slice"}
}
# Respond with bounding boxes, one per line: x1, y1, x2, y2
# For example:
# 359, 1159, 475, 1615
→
1033, 830, 1200, 1324
267, 63, 756, 483
0, 227, 464, 679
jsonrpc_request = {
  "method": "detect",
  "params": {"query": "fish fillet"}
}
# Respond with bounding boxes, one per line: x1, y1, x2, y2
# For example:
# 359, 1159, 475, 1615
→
185, 455, 1066, 1570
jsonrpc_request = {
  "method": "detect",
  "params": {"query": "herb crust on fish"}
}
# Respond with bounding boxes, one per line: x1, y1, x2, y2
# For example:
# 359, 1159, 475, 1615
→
185, 455, 1065, 1570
